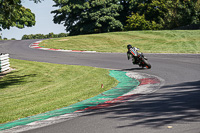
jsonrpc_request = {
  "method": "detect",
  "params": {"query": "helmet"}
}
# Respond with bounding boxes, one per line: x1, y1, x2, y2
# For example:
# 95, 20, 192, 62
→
127, 44, 132, 49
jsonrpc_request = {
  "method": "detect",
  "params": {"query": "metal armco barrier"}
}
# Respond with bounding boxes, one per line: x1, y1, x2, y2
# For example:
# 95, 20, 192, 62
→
0, 53, 10, 73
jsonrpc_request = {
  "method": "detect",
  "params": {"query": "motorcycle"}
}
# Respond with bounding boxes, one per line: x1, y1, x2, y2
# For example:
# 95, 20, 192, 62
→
127, 45, 151, 69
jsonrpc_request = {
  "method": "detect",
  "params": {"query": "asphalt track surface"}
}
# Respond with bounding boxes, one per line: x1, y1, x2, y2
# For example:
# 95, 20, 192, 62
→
0, 40, 200, 133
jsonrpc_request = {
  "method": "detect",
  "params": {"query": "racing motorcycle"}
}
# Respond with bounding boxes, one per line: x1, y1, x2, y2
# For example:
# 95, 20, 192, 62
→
127, 44, 151, 69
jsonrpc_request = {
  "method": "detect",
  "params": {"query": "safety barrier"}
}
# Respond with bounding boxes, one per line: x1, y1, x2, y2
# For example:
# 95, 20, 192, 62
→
0, 53, 10, 73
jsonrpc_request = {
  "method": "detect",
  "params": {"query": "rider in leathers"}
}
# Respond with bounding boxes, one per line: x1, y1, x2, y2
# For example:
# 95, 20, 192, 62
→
127, 44, 141, 66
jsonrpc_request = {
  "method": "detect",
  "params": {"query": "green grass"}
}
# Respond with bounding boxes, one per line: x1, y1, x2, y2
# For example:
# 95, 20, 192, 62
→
40, 30, 200, 54
0, 59, 118, 123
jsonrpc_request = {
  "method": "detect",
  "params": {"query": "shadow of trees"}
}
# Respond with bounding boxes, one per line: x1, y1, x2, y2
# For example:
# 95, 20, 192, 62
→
82, 80, 200, 128
0, 72, 37, 89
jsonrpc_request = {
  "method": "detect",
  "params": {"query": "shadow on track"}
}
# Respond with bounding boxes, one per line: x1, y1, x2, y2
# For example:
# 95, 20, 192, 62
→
121, 68, 145, 71
81, 80, 200, 128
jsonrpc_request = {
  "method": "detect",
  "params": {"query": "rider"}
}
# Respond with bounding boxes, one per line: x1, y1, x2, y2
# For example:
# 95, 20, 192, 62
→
127, 44, 140, 65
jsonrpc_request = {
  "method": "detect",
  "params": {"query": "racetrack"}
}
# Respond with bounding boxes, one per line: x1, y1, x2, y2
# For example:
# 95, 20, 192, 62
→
0, 40, 200, 133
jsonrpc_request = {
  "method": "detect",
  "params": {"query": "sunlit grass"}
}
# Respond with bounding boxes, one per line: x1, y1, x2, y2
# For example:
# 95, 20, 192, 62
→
0, 59, 118, 123
40, 30, 200, 54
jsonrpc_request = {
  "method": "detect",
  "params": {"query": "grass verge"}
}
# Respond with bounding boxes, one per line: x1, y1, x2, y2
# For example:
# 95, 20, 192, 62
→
0, 59, 118, 124
40, 30, 200, 54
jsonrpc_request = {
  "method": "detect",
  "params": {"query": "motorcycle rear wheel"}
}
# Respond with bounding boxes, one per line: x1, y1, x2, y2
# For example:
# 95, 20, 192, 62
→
141, 58, 151, 69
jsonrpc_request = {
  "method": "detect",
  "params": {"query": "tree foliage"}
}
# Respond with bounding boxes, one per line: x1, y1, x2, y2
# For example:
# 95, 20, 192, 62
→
1, 0, 199, 35
21, 32, 68, 40
125, 0, 200, 30
52, 0, 200, 34
164, 0, 200, 29
0, 0, 43, 31
124, 13, 162, 30
52, 0, 123, 35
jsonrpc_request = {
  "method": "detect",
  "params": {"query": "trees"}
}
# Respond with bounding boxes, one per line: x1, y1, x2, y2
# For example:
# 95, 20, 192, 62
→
124, 0, 167, 30
21, 32, 68, 40
164, 0, 200, 29
0, 0, 43, 31
125, 0, 200, 30
51, 0, 123, 35
52, 0, 200, 34
124, 13, 162, 30
2, 0, 198, 35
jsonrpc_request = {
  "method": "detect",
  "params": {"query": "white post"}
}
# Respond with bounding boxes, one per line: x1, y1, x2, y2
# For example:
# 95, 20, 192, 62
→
0, 53, 10, 73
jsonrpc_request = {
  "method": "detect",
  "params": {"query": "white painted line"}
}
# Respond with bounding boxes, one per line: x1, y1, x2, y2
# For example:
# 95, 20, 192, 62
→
39, 48, 51, 50
57, 50, 72, 52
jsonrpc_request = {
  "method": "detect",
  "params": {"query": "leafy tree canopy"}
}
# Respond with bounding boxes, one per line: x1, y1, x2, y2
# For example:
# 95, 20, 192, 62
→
0, 0, 43, 31
52, 0, 200, 34
125, 0, 200, 30
164, 0, 200, 29
124, 13, 162, 30
52, 0, 123, 35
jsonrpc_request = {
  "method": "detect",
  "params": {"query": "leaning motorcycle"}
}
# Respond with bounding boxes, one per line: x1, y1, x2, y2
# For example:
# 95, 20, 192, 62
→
128, 47, 151, 69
